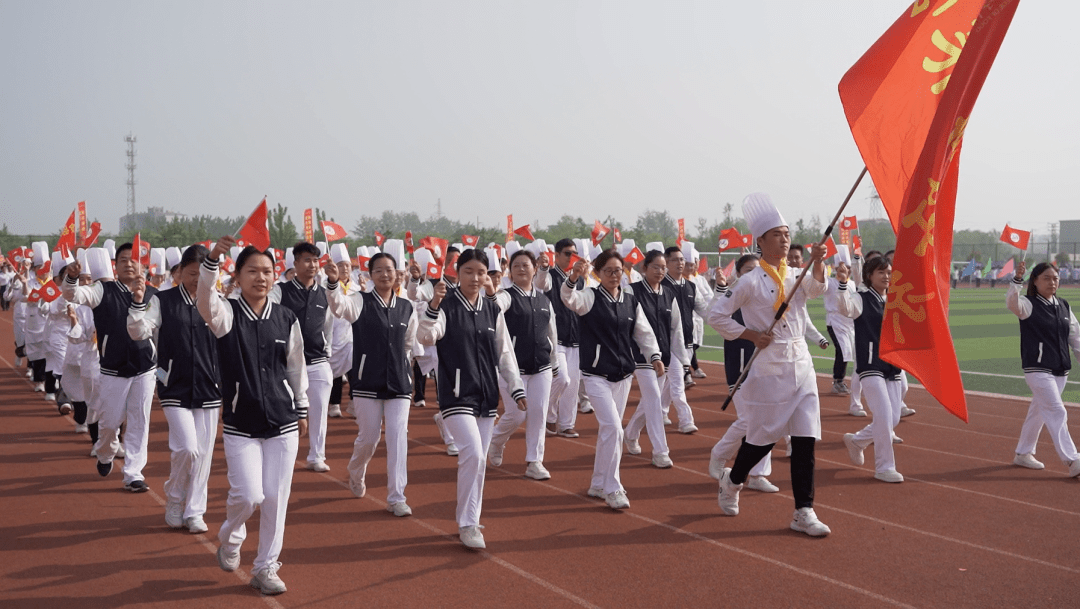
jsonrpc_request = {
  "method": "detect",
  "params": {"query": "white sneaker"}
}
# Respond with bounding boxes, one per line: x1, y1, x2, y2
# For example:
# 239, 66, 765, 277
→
217, 545, 240, 572
1013, 453, 1044, 470
89, 447, 97, 458
843, 433, 865, 466
900, 406, 916, 417
346, 402, 356, 417
349, 474, 366, 498
651, 453, 673, 469
746, 476, 779, 493
33, 382, 44, 392
578, 403, 594, 414
663, 415, 672, 425
708, 455, 725, 480
678, 423, 698, 434
525, 461, 551, 480
605, 490, 630, 509
387, 502, 413, 517
717, 468, 742, 516
1068, 460, 1080, 478
115, 444, 126, 459
165, 501, 184, 528
44, 393, 56, 402
447, 443, 460, 457
831, 380, 850, 395
14, 356, 23, 367
306, 460, 330, 472
849, 406, 868, 417
459, 525, 486, 549
250, 563, 287, 595
587, 486, 605, 499
874, 469, 904, 483
790, 507, 831, 537
624, 437, 642, 455
74, 424, 88, 433
891, 432, 903, 444
327, 404, 342, 418
487, 442, 505, 467
185, 516, 208, 533
692, 368, 707, 379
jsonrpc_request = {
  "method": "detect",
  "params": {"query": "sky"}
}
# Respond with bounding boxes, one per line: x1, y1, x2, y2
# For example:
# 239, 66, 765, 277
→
1, 0, 1077, 240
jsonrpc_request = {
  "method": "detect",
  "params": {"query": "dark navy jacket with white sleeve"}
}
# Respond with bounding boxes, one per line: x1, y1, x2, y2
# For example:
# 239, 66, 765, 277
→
834, 281, 901, 381
489, 283, 558, 376
1006, 277, 1080, 376
63, 276, 157, 378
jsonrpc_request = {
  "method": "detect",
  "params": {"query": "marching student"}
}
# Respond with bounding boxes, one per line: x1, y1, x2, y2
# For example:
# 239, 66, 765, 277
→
197, 237, 309, 596
326, 244, 355, 419
707, 254, 779, 493
835, 257, 906, 483
707, 193, 832, 537
824, 254, 865, 416
417, 248, 526, 549
127, 244, 222, 532
63, 243, 157, 492
688, 252, 713, 381
269, 242, 335, 472
324, 252, 418, 517
44, 252, 73, 408
562, 249, 664, 510
1005, 261, 1080, 477
5, 259, 29, 368
63, 264, 100, 438
485, 249, 558, 480
542, 238, 583, 438
19, 248, 49, 393
623, 250, 686, 468
0, 261, 12, 311
661, 246, 709, 434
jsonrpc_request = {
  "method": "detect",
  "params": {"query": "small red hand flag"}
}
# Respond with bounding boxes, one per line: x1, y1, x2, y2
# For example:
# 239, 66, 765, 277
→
320, 220, 347, 242
623, 247, 644, 266
613, 227, 622, 243
591, 220, 609, 247
374, 231, 386, 246
1000, 224, 1030, 250
840, 216, 859, 231
461, 235, 479, 248
237, 199, 271, 251
404, 231, 415, 253
513, 225, 535, 241
717, 227, 741, 252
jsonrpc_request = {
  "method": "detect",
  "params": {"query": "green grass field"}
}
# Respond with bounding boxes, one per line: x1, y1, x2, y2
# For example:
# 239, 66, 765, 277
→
696, 286, 1080, 404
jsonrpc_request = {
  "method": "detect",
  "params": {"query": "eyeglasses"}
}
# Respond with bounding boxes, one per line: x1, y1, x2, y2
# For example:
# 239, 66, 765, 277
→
599, 267, 622, 277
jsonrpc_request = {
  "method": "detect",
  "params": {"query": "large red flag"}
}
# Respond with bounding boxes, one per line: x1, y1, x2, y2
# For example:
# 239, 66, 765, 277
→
839, 0, 985, 232
676, 219, 686, 247
237, 199, 271, 251
505, 215, 514, 244
845, 0, 1021, 422
81, 221, 102, 248
55, 211, 77, 256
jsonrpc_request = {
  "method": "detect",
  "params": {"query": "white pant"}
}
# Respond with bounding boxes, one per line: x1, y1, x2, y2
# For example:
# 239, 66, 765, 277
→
492, 370, 553, 464
348, 397, 410, 504
93, 371, 155, 484
1017, 372, 1080, 462
849, 373, 863, 409
710, 403, 771, 476
583, 375, 632, 495
218, 431, 299, 572
661, 360, 694, 427
442, 415, 494, 528
163, 407, 219, 520
305, 361, 333, 464
547, 346, 578, 430
624, 368, 670, 457
851, 375, 903, 473
62, 361, 98, 403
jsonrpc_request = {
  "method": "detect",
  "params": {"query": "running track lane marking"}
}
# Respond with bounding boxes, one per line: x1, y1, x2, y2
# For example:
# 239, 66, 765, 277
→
0, 352, 287, 609
304, 459, 602, 609
551, 434, 1080, 573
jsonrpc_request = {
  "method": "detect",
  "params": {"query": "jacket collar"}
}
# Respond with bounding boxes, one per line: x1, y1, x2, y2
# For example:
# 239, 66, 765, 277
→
238, 296, 273, 321
454, 289, 484, 312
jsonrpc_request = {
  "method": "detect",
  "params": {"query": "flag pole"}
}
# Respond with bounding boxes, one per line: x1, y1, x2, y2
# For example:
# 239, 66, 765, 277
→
721, 166, 868, 411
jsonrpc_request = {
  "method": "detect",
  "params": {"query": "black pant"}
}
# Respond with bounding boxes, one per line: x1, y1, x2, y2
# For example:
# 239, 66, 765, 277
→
730, 436, 816, 509
30, 359, 46, 382
45, 371, 58, 394
330, 376, 344, 405
0, 285, 8, 310
826, 326, 847, 381
690, 345, 699, 371
723, 339, 755, 387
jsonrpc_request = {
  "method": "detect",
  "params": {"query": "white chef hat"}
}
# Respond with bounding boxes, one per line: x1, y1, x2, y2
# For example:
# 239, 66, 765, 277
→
149, 248, 167, 274
76, 248, 89, 271
229, 246, 242, 261
833, 244, 852, 267
504, 241, 522, 258
681, 241, 696, 262
485, 246, 502, 272
103, 239, 116, 260
31, 242, 49, 266
382, 239, 407, 270
317, 242, 328, 257
50, 251, 70, 278
165, 247, 182, 269
285, 248, 295, 270
87, 248, 114, 281
330, 243, 350, 265
743, 192, 787, 238
645, 241, 664, 254
618, 239, 637, 258
589, 244, 602, 261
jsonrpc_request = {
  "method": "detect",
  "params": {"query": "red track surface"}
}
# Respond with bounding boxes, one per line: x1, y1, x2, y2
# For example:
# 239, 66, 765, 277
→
1, 309, 1078, 608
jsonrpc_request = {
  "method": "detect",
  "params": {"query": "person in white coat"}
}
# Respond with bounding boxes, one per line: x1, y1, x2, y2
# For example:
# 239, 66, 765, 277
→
707, 193, 832, 537
824, 255, 865, 416
1006, 261, 1080, 477
326, 245, 355, 419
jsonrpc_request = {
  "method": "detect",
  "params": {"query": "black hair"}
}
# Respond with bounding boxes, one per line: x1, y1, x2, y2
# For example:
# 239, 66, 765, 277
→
292, 242, 320, 259
593, 248, 623, 273
509, 250, 536, 267
554, 238, 576, 254
446, 245, 460, 256
736, 253, 760, 275
1026, 262, 1058, 300
179, 244, 209, 270
864, 250, 883, 260
116, 242, 134, 258
862, 256, 891, 288
456, 247, 489, 270
368, 252, 397, 272
643, 250, 665, 267
664, 246, 681, 258
235, 245, 274, 273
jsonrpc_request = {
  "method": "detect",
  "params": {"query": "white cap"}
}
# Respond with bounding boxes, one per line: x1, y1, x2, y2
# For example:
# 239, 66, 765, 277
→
485, 246, 502, 272
382, 239, 407, 270
452, 242, 466, 252
317, 242, 328, 257
87, 248, 114, 281
229, 246, 242, 261
574, 239, 591, 261
589, 244, 602, 261
76, 248, 89, 271
330, 243, 350, 265
681, 241, 696, 262
619, 239, 637, 258
524, 241, 544, 258
834, 244, 852, 267
149, 248, 167, 274
103, 239, 116, 260
165, 247, 182, 269
646, 241, 664, 254
414, 247, 436, 272
31, 242, 49, 266
285, 249, 295, 270
504, 241, 522, 258
743, 192, 787, 238
50, 251, 69, 278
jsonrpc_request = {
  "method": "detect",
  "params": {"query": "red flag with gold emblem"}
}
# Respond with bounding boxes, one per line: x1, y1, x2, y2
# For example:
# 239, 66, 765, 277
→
849, 0, 1021, 422
55, 211, 77, 256
839, 0, 986, 232
303, 209, 314, 243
